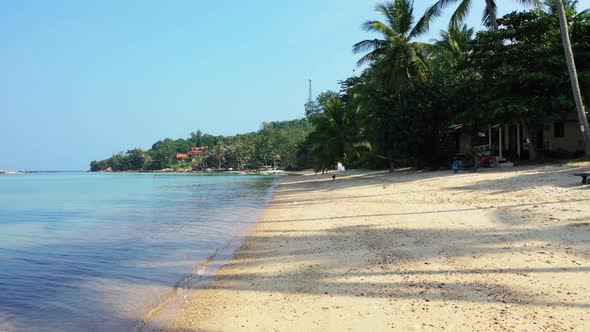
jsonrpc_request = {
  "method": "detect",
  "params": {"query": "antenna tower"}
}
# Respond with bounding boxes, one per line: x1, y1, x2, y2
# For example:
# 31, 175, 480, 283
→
308, 79, 313, 102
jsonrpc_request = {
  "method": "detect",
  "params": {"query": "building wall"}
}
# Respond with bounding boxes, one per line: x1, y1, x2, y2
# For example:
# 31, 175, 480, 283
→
543, 121, 585, 152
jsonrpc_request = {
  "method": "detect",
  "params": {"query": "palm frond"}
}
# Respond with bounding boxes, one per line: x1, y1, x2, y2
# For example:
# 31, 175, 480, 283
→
481, 0, 498, 24
356, 50, 384, 66
375, 3, 400, 35
434, 33, 453, 51
482, 0, 498, 26
515, 0, 543, 8
412, 41, 436, 54
392, 0, 415, 36
361, 20, 396, 38
410, 3, 442, 39
433, 0, 460, 9
352, 39, 387, 54
449, 0, 473, 27
440, 24, 474, 49
353, 141, 373, 152
544, 0, 580, 14
411, 46, 432, 73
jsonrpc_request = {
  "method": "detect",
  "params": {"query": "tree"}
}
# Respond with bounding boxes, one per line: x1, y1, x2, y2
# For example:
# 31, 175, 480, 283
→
189, 130, 203, 147
233, 134, 256, 169
305, 91, 340, 118
352, 0, 440, 91
464, 9, 584, 159
555, 0, 590, 154
433, 24, 475, 66
434, 0, 542, 30
209, 142, 227, 169
302, 96, 367, 171
126, 149, 146, 170
149, 138, 177, 169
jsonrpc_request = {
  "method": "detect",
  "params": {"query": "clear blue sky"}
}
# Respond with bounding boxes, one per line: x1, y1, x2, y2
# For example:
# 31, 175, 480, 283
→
1, 0, 584, 170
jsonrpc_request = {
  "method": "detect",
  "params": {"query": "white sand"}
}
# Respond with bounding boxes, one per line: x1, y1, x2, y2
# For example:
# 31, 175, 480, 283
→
160, 165, 590, 331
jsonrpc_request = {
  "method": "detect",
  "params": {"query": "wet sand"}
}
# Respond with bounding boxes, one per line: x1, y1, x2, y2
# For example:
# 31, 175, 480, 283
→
159, 165, 590, 331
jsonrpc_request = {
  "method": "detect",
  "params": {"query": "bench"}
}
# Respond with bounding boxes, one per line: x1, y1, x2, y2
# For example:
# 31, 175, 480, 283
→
574, 171, 590, 184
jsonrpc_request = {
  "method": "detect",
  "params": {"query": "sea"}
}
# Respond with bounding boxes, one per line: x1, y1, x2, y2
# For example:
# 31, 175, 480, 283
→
0, 172, 278, 332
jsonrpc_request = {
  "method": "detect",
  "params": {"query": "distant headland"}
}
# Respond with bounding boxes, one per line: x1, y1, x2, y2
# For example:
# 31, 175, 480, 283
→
0, 170, 24, 175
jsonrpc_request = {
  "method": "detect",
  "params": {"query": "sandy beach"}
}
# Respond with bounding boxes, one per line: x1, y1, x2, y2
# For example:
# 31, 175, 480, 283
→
159, 165, 590, 331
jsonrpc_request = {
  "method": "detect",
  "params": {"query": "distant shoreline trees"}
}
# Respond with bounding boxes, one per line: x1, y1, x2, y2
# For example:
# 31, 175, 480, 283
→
91, 1, 590, 172
89, 119, 312, 172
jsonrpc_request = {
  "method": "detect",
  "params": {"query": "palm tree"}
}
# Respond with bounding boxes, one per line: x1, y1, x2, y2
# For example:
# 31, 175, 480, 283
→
303, 97, 367, 171
554, 0, 590, 155
352, 0, 440, 91
434, 0, 542, 30
433, 24, 475, 65
543, 0, 578, 13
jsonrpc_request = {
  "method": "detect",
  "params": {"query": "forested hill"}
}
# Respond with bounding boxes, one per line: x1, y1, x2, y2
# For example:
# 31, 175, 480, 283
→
89, 119, 312, 172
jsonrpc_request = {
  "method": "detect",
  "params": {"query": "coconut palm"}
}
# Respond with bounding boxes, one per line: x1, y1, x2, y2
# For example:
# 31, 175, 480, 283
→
543, 0, 589, 16
352, 0, 440, 91
302, 97, 367, 171
434, 24, 475, 65
543, 0, 575, 13
434, 0, 542, 30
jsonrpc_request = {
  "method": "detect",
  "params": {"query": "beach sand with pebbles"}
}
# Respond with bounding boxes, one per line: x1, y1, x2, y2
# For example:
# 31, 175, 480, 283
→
158, 165, 590, 331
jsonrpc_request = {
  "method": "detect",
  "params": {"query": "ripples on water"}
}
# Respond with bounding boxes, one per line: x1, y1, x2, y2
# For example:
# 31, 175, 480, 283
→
0, 172, 277, 331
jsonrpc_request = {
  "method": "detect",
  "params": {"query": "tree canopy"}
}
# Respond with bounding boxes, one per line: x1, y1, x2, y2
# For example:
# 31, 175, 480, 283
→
91, 1, 590, 172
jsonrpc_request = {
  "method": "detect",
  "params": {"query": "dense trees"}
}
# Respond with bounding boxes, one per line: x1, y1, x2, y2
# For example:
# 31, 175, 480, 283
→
301, 1, 590, 171
299, 97, 368, 172
91, 1, 590, 172
89, 119, 312, 171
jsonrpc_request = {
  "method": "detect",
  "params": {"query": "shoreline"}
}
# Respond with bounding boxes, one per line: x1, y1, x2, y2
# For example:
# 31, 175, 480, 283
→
140, 177, 281, 332
159, 166, 590, 331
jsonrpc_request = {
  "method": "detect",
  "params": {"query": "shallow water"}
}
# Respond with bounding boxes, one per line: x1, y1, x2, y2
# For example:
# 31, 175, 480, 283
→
0, 172, 276, 332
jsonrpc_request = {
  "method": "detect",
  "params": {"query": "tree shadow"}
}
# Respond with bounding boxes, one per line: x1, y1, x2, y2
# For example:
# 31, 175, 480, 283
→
167, 166, 590, 330
278, 165, 590, 197
189, 220, 590, 310
4, 166, 590, 331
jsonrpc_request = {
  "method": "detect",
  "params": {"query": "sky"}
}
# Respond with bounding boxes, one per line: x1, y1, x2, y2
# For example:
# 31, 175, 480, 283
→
1, 0, 588, 170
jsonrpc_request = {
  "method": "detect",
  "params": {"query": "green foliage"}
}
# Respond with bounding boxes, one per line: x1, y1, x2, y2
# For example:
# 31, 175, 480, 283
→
433, 0, 542, 29
464, 9, 577, 128
90, 149, 147, 171
304, 91, 339, 118
300, 95, 369, 171
300, 1, 590, 168
91, 1, 590, 171
432, 24, 474, 67
89, 119, 312, 172
352, 0, 440, 92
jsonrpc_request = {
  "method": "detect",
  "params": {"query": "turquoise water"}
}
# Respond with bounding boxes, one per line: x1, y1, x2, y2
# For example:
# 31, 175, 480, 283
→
0, 172, 277, 332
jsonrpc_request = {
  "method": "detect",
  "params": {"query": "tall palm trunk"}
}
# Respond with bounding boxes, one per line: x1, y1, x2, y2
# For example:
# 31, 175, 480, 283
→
555, 0, 590, 155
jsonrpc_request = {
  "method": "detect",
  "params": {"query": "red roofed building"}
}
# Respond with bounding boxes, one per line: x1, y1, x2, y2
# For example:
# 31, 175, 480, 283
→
188, 146, 207, 156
